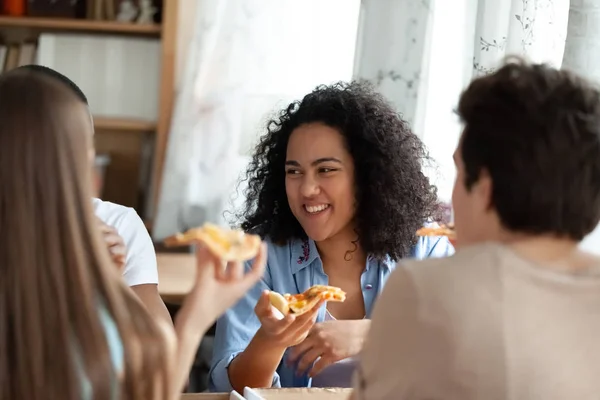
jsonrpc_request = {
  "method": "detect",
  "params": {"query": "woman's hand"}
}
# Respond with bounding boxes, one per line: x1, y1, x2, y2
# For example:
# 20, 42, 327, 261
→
97, 218, 127, 270
226, 290, 322, 392
170, 242, 267, 396
180, 242, 268, 333
254, 291, 324, 349
288, 319, 371, 377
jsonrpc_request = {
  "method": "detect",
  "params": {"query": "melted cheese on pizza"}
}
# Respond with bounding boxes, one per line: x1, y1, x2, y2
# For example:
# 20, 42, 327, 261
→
416, 224, 456, 238
202, 223, 242, 251
282, 285, 346, 314
164, 223, 261, 261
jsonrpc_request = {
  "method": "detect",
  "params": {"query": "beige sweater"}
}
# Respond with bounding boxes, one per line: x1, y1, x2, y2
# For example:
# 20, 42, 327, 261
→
354, 243, 600, 400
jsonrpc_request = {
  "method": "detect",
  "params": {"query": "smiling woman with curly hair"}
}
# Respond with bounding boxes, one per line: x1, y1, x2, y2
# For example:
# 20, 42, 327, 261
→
209, 82, 454, 392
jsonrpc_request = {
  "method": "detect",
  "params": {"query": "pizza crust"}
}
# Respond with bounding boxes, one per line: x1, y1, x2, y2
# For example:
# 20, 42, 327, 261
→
286, 296, 322, 316
416, 223, 456, 239
268, 291, 290, 315
164, 223, 261, 261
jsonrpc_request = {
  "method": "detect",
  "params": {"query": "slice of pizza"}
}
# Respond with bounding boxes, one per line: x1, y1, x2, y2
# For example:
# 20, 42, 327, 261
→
163, 223, 261, 261
416, 223, 456, 239
268, 285, 346, 316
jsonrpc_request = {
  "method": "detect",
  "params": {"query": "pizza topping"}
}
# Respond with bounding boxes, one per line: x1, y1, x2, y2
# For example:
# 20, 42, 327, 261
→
416, 223, 456, 239
269, 285, 346, 316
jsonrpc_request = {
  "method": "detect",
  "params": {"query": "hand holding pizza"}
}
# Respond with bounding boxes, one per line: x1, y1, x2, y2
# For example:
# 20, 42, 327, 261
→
178, 242, 268, 333
253, 291, 324, 348
287, 319, 370, 377
165, 226, 267, 395
97, 218, 127, 270
165, 224, 268, 332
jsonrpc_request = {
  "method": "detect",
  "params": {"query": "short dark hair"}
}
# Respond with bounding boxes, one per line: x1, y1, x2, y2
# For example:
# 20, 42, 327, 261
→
15, 65, 88, 104
457, 57, 600, 240
238, 81, 441, 260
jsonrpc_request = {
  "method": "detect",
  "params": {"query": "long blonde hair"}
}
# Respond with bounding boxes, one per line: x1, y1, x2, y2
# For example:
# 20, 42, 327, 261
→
0, 70, 170, 398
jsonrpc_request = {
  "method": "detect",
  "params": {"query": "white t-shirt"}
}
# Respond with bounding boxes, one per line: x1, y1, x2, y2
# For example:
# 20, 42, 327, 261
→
93, 198, 158, 287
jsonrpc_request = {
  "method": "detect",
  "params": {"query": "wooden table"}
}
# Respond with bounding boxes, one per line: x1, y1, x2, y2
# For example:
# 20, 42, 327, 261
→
180, 388, 353, 399
157, 253, 195, 304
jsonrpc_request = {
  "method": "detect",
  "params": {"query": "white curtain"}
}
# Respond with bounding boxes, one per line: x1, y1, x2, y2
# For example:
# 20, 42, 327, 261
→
472, 0, 569, 76
353, 0, 435, 135
354, 0, 570, 202
153, 0, 253, 240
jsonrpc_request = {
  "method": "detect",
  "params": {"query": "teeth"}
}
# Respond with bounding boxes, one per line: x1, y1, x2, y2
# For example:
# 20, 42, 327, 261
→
305, 204, 329, 213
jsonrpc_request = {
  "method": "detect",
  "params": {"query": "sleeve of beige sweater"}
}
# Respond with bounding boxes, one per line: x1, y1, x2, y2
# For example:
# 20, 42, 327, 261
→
353, 266, 424, 399
354, 261, 456, 400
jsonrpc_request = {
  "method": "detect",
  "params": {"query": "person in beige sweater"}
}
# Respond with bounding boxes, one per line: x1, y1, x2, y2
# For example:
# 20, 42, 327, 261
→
353, 58, 600, 400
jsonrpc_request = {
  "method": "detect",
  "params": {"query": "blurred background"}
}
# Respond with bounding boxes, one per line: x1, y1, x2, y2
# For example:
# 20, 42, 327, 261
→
5, 0, 597, 246
3, 0, 600, 390
2, 0, 597, 245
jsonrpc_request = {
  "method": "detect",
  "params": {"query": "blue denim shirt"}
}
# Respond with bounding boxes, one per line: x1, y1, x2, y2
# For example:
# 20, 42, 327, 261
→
209, 235, 454, 391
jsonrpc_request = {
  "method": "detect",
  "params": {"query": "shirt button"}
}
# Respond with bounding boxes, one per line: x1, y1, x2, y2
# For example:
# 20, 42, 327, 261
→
365, 284, 373, 290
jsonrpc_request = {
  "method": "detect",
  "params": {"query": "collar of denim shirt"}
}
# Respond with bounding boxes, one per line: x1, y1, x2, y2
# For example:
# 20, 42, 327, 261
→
289, 237, 395, 275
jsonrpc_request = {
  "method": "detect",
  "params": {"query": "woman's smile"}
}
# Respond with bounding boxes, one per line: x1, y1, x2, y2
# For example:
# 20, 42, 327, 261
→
304, 203, 331, 215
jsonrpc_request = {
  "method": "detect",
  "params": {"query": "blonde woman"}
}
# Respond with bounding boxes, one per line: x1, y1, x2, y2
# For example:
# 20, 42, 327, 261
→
0, 69, 266, 399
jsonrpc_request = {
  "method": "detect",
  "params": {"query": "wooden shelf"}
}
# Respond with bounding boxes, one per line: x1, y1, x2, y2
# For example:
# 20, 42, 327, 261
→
94, 117, 156, 132
0, 0, 181, 216
0, 16, 161, 36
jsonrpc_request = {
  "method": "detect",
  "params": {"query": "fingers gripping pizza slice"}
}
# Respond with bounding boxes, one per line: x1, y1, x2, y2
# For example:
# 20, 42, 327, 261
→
268, 285, 346, 316
164, 223, 261, 261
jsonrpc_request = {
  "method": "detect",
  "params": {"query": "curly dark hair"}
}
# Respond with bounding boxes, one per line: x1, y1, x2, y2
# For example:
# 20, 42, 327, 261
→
238, 81, 441, 260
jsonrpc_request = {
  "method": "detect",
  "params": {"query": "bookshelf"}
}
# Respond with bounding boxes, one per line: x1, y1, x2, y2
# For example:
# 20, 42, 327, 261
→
0, 1, 179, 230
0, 15, 161, 36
